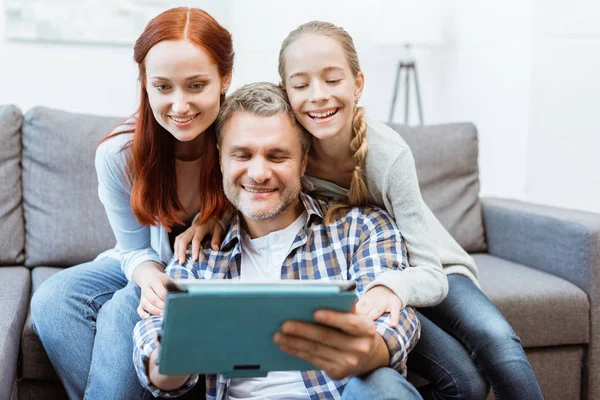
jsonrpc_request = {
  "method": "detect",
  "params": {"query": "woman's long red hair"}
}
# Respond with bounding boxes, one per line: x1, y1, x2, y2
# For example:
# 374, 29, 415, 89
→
100, 7, 233, 230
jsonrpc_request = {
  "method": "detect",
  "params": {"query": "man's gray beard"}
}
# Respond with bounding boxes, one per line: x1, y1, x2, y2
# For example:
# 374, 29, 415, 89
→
239, 205, 289, 221
224, 182, 301, 222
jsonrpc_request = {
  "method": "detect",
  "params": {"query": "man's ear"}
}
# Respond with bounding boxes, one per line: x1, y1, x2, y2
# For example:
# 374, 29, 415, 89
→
301, 149, 309, 175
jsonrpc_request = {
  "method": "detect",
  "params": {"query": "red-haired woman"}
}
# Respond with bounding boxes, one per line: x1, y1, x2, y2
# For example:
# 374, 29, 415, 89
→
30, 8, 233, 399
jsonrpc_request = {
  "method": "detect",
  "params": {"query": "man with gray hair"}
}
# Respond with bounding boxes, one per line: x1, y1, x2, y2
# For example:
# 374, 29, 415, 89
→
133, 82, 421, 399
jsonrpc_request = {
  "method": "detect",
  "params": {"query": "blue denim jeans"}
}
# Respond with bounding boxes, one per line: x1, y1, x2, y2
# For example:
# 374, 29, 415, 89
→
344, 274, 543, 400
408, 274, 543, 400
30, 257, 146, 400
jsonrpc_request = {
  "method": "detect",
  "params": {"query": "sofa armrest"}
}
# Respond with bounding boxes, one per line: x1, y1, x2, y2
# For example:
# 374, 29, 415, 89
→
482, 197, 600, 296
482, 196, 600, 398
0, 267, 31, 400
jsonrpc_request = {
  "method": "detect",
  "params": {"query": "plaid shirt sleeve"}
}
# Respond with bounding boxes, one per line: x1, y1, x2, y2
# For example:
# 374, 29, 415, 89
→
346, 207, 421, 375
131, 253, 202, 397
132, 315, 199, 397
373, 308, 420, 375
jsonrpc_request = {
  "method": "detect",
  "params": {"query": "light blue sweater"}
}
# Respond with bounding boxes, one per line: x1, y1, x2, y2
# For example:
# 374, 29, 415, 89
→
94, 127, 174, 281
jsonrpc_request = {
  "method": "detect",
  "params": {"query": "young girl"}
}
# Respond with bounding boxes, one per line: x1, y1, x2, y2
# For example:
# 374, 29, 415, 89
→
30, 8, 232, 399
277, 21, 543, 400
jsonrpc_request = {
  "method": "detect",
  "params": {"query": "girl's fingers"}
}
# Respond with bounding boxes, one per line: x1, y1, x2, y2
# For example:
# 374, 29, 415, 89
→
355, 298, 371, 315
367, 306, 386, 322
390, 300, 401, 328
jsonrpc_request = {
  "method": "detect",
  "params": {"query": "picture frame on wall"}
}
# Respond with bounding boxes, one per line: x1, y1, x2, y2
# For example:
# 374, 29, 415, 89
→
3, 0, 229, 46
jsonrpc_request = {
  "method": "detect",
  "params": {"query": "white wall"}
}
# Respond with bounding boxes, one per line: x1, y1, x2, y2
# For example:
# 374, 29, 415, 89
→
0, 0, 139, 116
526, 0, 600, 213
1, 0, 598, 213
0, 0, 412, 117
436, 1, 535, 199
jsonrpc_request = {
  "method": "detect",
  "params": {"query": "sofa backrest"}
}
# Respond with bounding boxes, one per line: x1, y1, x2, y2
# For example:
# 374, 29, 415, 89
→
13, 106, 485, 268
22, 107, 124, 267
0, 105, 25, 265
389, 122, 487, 253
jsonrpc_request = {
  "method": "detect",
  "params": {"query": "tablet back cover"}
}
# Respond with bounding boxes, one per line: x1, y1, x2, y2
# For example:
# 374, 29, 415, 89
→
158, 286, 356, 378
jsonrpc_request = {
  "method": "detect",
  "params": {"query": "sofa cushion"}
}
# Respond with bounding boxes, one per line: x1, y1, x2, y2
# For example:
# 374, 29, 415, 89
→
474, 253, 589, 347
389, 122, 486, 253
0, 105, 25, 265
22, 107, 124, 267
21, 267, 62, 381
0, 267, 31, 400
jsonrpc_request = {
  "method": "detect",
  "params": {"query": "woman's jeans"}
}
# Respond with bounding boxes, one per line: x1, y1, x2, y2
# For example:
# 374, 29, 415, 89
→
30, 257, 146, 400
345, 274, 543, 400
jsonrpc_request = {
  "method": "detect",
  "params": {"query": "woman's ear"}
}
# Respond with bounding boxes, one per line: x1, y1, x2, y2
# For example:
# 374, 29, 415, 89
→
278, 81, 284, 89
223, 72, 233, 92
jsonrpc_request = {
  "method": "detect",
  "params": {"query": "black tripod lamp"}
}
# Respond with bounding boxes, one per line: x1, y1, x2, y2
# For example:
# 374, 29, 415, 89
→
388, 54, 424, 125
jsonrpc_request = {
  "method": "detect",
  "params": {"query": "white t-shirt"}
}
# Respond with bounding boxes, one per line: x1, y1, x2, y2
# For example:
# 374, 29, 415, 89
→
228, 211, 309, 400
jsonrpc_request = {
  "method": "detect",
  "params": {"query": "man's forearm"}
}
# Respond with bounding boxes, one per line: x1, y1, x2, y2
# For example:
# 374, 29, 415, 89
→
374, 306, 421, 373
358, 334, 391, 376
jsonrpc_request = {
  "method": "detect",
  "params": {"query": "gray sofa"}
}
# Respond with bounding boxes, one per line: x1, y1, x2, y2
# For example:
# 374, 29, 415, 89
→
1, 105, 598, 400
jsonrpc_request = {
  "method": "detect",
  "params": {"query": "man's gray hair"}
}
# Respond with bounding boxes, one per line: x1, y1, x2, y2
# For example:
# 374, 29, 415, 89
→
216, 82, 311, 154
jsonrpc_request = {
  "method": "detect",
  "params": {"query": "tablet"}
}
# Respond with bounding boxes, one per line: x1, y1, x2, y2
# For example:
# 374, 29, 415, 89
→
157, 279, 357, 378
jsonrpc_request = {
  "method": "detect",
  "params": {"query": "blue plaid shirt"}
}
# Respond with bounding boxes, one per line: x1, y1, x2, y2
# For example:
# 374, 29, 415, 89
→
133, 192, 420, 399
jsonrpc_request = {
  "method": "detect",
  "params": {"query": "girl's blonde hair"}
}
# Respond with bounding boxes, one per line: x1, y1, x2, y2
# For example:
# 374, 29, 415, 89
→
278, 21, 371, 223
